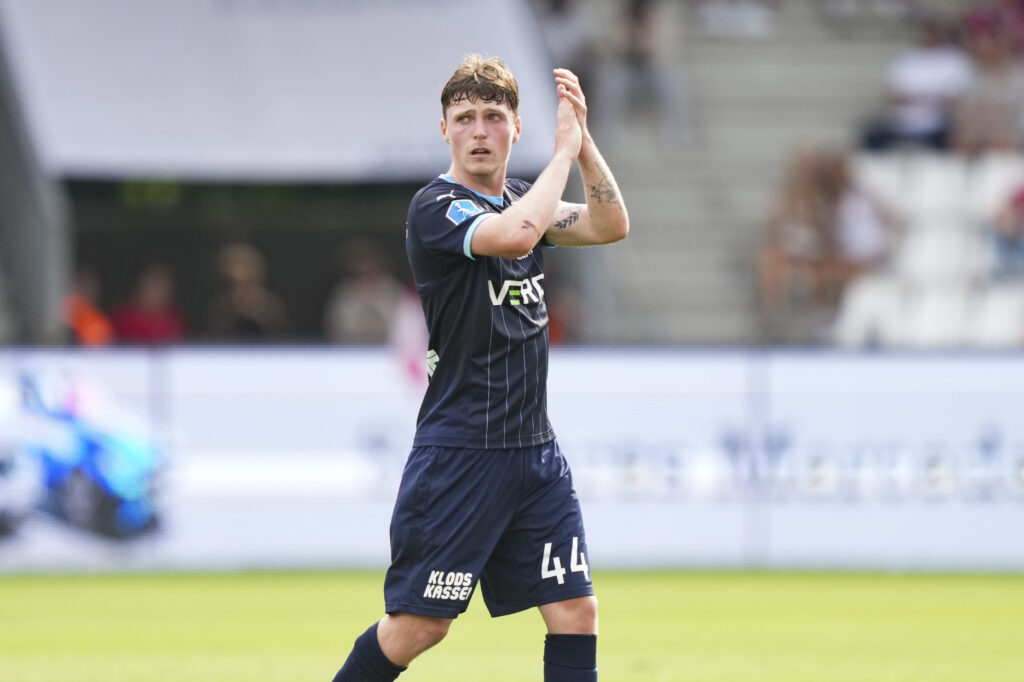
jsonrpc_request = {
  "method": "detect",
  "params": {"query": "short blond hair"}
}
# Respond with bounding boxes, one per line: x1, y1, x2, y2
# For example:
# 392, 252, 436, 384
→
440, 54, 519, 118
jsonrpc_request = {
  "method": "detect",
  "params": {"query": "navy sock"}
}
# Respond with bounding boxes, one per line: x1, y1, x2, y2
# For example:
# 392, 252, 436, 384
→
544, 633, 598, 681
332, 623, 407, 682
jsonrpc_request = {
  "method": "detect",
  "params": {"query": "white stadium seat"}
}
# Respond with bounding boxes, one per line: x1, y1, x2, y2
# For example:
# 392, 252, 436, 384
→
962, 282, 1024, 348
832, 273, 907, 347
851, 153, 907, 215
893, 222, 986, 285
900, 153, 970, 221
896, 284, 973, 348
963, 153, 1024, 224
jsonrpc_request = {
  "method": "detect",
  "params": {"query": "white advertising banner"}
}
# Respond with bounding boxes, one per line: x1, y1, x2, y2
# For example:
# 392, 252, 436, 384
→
0, 348, 1022, 572
0, 0, 556, 180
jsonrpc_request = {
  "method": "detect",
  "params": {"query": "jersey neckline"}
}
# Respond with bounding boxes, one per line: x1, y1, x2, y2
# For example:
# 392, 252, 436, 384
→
439, 174, 504, 207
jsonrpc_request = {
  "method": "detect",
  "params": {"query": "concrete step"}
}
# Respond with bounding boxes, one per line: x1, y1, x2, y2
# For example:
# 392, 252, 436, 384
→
607, 258, 755, 310
680, 0, 913, 43
682, 35, 905, 65
625, 182, 775, 224
611, 307, 760, 345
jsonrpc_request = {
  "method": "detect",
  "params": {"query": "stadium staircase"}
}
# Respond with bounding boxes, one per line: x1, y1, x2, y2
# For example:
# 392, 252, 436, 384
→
586, 0, 912, 345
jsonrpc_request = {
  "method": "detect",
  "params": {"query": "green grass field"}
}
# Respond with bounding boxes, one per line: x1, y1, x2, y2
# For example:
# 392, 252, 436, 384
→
1, 570, 1023, 681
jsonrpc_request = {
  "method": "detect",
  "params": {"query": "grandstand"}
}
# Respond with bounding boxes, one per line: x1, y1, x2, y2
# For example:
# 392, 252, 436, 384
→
587, 0, 1023, 348
836, 151, 1024, 346
591, 0, 905, 345
2, 0, 1020, 348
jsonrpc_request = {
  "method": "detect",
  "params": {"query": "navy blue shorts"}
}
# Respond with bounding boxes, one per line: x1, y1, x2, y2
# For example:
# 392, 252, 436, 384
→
383, 440, 593, 619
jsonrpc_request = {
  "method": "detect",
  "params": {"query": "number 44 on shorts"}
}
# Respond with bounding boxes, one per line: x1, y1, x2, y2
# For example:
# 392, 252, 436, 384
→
541, 536, 590, 584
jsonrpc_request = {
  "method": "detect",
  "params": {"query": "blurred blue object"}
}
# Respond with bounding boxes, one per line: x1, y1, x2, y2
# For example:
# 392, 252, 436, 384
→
17, 373, 162, 538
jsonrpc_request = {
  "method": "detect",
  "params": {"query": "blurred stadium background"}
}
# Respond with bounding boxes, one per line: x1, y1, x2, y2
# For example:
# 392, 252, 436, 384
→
2, 0, 1024, 680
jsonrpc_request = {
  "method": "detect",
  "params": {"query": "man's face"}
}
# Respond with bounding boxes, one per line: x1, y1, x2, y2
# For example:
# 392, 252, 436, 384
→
441, 97, 520, 183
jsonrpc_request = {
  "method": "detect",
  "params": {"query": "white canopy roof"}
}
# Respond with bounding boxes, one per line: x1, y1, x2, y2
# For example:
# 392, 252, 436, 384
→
0, 0, 557, 181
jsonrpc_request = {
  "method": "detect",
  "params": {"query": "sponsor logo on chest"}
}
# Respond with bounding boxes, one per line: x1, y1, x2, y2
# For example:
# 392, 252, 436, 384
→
488, 273, 545, 307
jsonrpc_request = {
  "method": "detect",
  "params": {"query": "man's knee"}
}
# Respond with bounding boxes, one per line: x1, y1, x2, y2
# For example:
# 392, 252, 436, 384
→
378, 612, 453, 663
412, 615, 453, 648
539, 595, 599, 634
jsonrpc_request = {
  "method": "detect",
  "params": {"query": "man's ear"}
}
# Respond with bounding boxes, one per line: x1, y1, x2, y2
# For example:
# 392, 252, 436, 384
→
440, 118, 450, 144
513, 116, 522, 143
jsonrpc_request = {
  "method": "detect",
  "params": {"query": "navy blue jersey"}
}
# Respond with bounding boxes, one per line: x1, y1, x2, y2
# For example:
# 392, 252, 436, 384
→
406, 174, 554, 449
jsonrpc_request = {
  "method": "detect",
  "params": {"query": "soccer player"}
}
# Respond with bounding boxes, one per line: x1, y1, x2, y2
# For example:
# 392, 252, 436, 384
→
331, 54, 629, 682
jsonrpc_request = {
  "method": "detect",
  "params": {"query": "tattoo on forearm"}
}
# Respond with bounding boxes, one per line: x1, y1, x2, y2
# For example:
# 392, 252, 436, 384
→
553, 211, 580, 230
588, 170, 619, 205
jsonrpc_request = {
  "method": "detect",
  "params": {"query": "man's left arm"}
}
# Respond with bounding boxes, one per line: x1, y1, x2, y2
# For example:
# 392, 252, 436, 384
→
544, 69, 629, 247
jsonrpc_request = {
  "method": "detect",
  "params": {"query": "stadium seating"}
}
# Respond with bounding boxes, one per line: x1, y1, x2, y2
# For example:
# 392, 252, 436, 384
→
963, 153, 1024, 224
961, 281, 1024, 348
835, 151, 1024, 348
573, 1, 1024, 349
892, 219, 987, 285
598, 0, 909, 345
896, 283, 974, 348
832, 273, 907, 347
854, 151, 1024, 225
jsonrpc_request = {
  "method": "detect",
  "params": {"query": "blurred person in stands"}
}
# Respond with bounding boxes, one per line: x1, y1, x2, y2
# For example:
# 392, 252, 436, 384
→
820, 150, 897, 288
758, 147, 835, 312
64, 266, 115, 346
952, 20, 1024, 155
986, 184, 1024, 280
205, 242, 290, 341
598, 0, 691, 148
112, 264, 187, 345
962, 0, 1024, 58
388, 282, 430, 386
322, 239, 404, 344
860, 13, 974, 151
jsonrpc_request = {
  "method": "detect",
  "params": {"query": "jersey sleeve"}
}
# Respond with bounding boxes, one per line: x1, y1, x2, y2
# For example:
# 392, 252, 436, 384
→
410, 184, 496, 261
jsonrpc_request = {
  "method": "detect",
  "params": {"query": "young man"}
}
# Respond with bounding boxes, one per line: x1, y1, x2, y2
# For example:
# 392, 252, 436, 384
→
332, 54, 628, 682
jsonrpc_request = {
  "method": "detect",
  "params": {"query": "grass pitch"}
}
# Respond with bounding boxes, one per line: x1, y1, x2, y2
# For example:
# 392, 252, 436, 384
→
1, 570, 1023, 681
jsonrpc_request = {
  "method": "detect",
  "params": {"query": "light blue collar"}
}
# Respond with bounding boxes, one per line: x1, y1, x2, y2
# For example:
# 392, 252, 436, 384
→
439, 174, 504, 207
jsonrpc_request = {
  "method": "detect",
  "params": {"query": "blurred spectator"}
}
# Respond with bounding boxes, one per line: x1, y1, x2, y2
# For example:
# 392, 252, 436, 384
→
860, 14, 974, 151
986, 184, 1024, 280
962, 0, 1024, 58
112, 264, 187, 345
205, 243, 290, 341
820, 150, 897, 288
951, 21, 1024, 154
322, 239, 403, 344
64, 267, 115, 346
758, 148, 835, 311
389, 283, 429, 386
598, 0, 691, 148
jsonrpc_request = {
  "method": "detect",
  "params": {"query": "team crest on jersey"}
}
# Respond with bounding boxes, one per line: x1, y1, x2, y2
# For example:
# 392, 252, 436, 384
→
446, 199, 484, 225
